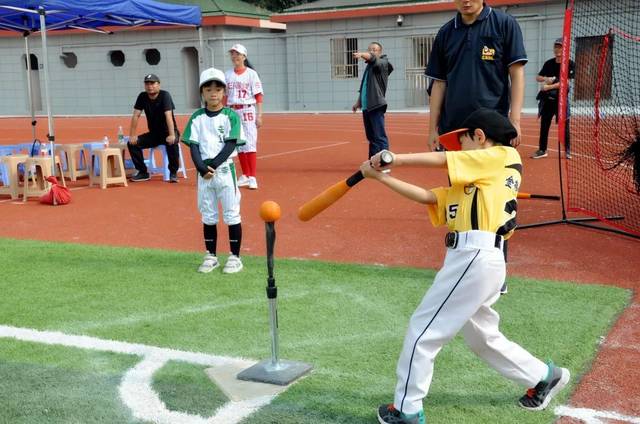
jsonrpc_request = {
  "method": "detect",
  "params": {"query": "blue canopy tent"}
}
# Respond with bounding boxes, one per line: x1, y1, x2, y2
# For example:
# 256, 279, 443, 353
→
0, 0, 201, 169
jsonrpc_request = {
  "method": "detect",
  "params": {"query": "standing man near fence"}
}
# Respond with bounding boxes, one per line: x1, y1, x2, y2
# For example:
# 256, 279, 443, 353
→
128, 73, 180, 183
532, 38, 575, 159
352, 42, 394, 158
425, 0, 527, 150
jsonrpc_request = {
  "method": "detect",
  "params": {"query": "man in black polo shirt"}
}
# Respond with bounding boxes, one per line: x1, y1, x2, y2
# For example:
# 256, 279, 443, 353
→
128, 73, 180, 182
425, 1, 526, 297
426, 0, 527, 150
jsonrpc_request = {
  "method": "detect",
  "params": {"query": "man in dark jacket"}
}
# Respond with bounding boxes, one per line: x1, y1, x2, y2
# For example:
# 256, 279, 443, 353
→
352, 42, 394, 158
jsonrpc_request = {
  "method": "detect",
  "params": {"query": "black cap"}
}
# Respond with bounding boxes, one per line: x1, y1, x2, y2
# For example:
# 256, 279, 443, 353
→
438, 108, 517, 150
461, 108, 517, 146
554, 38, 563, 46
144, 73, 160, 83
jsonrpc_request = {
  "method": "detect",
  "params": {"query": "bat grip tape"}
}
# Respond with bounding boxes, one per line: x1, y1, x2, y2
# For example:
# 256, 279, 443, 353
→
346, 171, 364, 187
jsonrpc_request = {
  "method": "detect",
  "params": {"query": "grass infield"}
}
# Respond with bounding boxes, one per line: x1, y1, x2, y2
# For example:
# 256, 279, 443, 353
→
0, 238, 630, 424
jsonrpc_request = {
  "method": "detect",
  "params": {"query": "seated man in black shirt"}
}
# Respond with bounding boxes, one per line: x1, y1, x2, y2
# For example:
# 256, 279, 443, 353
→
128, 73, 180, 182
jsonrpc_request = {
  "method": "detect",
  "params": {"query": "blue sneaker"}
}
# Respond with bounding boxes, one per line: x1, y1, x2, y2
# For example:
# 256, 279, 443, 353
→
377, 404, 425, 424
518, 362, 570, 411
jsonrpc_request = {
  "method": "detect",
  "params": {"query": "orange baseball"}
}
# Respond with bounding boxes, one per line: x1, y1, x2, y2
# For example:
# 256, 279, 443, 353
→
259, 200, 281, 222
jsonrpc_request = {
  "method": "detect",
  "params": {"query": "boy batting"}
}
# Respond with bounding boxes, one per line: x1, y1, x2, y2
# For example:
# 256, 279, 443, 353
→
181, 68, 245, 274
361, 109, 570, 424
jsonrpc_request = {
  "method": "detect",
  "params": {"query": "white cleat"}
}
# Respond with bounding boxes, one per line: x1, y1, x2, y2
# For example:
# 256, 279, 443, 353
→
198, 253, 219, 273
248, 176, 258, 190
237, 175, 250, 187
223, 254, 243, 274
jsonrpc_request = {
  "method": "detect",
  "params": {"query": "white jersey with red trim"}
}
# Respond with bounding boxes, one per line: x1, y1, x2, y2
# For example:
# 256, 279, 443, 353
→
225, 68, 263, 106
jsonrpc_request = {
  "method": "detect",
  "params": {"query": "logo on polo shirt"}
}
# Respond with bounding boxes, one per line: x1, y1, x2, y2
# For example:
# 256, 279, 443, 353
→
481, 45, 496, 61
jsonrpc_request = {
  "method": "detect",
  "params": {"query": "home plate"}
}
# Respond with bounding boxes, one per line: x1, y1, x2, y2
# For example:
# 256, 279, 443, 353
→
205, 362, 290, 402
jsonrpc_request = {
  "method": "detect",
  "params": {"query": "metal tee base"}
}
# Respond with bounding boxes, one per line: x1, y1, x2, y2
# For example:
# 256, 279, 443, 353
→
237, 359, 313, 386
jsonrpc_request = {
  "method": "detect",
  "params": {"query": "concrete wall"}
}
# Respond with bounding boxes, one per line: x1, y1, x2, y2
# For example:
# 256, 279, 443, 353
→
0, 25, 286, 116
281, 1, 567, 112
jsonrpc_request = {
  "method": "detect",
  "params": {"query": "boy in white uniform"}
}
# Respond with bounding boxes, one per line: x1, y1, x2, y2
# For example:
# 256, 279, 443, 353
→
182, 68, 245, 274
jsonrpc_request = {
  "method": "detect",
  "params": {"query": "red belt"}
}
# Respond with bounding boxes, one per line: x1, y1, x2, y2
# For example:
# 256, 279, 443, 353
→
230, 104, 254, 109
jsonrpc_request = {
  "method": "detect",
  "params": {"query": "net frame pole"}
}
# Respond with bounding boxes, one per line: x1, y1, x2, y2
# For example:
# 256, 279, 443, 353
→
518, 0, 639, 240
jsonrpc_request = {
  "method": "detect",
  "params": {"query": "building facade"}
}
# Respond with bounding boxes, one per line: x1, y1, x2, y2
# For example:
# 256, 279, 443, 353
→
0, 0, 571, 116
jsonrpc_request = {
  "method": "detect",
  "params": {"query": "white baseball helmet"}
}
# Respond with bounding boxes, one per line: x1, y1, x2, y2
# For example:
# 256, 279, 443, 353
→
229, 43, 248, 57
199, 67, 226, 89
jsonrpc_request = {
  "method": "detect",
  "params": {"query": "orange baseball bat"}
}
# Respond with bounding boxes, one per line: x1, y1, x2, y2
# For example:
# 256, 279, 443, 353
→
517, 192, 560, 200
298, 170, 364, 221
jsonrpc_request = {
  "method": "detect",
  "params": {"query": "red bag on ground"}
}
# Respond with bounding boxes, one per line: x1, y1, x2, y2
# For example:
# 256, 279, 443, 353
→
39, 176, 72, 205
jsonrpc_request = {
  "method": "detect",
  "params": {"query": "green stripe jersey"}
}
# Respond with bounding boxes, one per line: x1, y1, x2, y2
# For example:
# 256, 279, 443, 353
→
181, 107, 245, 165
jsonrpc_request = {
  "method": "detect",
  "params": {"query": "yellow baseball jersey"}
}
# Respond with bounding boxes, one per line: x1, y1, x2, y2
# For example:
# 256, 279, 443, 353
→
426, 146, 522, 239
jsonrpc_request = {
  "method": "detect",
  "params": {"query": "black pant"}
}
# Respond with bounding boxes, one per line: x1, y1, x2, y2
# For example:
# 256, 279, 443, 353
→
128, 131, 179, 174
362, 105, 389, 158
538, 100, 570, 153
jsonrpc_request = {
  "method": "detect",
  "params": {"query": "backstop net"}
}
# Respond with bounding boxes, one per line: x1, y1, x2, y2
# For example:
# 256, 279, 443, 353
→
564, 0, 640, 236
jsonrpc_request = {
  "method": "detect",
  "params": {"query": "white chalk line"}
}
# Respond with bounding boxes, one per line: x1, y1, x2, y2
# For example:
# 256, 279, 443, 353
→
0, 324, 279, 424
555, 405, 640, 423
258, 142, 350, 159
64, 289, 320, 333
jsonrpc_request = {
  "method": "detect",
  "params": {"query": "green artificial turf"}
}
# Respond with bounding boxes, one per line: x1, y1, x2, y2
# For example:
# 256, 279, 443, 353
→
0, 238, 630, 423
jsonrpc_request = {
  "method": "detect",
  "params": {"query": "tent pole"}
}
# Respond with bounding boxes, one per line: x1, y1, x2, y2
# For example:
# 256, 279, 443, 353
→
198, 26, 206, 71
24, 32, 37, 142
38, 7, 55, 173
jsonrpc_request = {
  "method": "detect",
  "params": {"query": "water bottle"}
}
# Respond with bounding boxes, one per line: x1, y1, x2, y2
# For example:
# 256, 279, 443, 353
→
40, 143, 47, 156
117, 126, 125, 144
103, 136, 109, 149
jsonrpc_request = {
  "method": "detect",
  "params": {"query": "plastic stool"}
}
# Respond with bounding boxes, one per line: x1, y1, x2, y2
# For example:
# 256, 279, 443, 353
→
88, 147, 128, 189
147, 143, 187, 181
0, 154, 29, 199
56, 143, 89, 181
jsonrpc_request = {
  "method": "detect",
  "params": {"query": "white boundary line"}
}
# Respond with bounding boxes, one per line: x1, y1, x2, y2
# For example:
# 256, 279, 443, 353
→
555, 405, 640, 423
0, 325, 278, 424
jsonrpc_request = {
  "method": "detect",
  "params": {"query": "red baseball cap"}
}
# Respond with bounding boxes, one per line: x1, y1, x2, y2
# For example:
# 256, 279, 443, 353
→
438, 128, 467, 151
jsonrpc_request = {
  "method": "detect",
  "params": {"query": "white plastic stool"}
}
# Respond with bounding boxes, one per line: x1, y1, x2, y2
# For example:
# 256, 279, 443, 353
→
146, 143, 187, 181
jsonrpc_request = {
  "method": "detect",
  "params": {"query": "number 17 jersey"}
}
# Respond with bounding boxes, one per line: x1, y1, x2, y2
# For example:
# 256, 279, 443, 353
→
225, 68, 263, 106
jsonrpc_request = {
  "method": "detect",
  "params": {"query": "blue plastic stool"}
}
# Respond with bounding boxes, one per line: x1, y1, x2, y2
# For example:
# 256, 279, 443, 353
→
146, 143, 187, 181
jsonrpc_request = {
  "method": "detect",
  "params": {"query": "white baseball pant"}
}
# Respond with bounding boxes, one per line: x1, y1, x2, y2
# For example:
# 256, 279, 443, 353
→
394, 230, 548, 414
235, 105, 258, 153
197, 162, 241, 226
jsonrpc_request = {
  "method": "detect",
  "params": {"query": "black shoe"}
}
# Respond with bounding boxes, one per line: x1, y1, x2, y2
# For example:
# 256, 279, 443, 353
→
531, 150, 548, 159
169, 172, 178, 183
377, 404, 425, 424
500, 282, 508, 295
518, 362, 570, 411
131, 172, 150, 182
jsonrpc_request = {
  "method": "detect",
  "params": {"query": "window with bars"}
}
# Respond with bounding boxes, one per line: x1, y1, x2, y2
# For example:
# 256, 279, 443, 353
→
330, 38, 358, 79
406, 35, 436, 107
